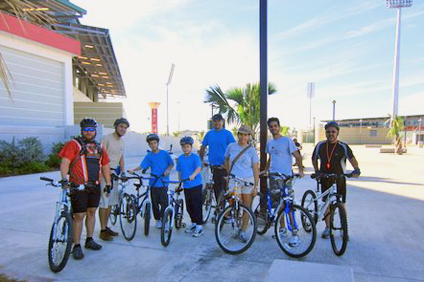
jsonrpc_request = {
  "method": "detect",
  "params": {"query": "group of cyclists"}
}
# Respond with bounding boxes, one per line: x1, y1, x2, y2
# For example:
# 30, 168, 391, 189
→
57, 113, 360, 260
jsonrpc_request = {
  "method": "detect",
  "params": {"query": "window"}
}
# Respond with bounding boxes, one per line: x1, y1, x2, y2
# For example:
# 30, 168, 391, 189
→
370, 130, 377, 137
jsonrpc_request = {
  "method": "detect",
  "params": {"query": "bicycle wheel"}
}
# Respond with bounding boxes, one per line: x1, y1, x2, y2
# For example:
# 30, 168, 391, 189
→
275, 204, 316, 258
144, 201, 151, 236
119, 193, 137, 241
161, 208, 173, 247
175, 199, 184, 229
253, 203, 269, 235
215, 204, 257, 255
202, 186, 213, 223
301, 190, 318, 224
330, 202, 348, 256
110, 205, 118, 226
48, 210, 73, 273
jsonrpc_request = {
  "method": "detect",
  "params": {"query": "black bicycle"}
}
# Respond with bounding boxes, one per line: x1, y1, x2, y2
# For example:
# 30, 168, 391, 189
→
119, 172, 156, 240
41, 177, 74, 273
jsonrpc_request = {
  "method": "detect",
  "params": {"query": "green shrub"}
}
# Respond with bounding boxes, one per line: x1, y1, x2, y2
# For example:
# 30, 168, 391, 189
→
45, 141, 65, 168
18, 161, 50, 174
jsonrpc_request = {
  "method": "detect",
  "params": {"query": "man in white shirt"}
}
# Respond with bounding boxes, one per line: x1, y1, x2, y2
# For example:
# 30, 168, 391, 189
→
99, 118, 129, 241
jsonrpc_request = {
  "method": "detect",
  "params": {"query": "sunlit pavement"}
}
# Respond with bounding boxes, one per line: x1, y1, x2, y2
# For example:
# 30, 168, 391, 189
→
0, 145, 423, 282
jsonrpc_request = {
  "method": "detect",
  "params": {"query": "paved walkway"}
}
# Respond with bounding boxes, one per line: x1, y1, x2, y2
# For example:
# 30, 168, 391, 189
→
1, 145, 424, 281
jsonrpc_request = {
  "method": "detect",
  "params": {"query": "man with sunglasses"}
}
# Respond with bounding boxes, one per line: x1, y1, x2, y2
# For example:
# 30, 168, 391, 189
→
312, 121, 360, 239
59, 118, 111, 260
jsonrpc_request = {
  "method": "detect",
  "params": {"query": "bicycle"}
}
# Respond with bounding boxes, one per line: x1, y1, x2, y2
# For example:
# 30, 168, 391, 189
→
119, 172, 156, 241
41, 177, 75, 273
301, 172, 353, 256
161, 178, 188, 247
214, 174, 257, 255
254, 172, 316, 258
109, 173, 129, 226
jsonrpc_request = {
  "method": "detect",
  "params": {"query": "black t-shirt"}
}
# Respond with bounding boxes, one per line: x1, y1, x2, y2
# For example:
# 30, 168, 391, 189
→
312, 140, 354, 175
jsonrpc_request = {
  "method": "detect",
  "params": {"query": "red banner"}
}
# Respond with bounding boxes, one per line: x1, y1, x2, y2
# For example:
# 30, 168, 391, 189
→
151, 108, 158, 133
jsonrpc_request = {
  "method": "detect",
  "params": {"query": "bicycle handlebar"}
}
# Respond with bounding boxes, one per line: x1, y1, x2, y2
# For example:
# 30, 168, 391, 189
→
261, 172, 301, 182
311, 172, 354, 180
229, 174, 254, 186
40, 177, 62, 188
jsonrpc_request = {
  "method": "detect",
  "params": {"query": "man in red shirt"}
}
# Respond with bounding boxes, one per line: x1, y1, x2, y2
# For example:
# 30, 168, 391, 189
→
59, 118, 111, 260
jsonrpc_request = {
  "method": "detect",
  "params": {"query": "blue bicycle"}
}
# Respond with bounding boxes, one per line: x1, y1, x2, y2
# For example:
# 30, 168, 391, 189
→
254, 172, 316, 258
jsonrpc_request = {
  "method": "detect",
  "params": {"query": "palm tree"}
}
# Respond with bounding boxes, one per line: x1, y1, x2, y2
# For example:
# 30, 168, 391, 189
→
387, 115, 404, 155
205, 82, 277, 135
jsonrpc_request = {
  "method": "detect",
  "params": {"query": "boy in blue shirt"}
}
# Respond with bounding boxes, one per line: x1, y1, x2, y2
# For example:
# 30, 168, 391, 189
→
129, 134, 174, 229
177, 136, 203, 237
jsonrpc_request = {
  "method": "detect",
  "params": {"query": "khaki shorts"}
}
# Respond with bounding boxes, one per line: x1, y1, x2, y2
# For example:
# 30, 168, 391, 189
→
99, 178, 119, 208
228, 177, 255, 195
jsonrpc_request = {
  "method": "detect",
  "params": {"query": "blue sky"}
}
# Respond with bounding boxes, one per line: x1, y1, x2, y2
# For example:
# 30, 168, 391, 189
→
73, 0, 424, 133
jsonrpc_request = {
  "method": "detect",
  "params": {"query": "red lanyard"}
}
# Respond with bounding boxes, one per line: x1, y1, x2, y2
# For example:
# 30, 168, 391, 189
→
326, 141, 338, 170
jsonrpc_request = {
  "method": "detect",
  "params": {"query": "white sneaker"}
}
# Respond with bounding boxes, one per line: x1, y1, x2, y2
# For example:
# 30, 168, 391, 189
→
185, 223, 197, 234
192, 225, 204, 237
289, 235, 299, 247
156, 220, 162, 229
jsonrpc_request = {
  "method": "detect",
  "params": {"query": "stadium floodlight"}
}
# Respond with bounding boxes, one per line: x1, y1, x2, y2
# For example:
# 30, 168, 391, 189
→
386, 0, 412, 123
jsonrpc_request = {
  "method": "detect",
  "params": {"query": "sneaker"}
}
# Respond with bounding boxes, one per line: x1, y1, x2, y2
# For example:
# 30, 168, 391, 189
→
100, 229, 113, 241
238, 230, 249, 243
321, 227, 330, 239
185, 223, 197, 234
192, 225, 204, 237
289, 235, 299, 247
272, 228, 289, 239
84, 239, 102, 250
72, 244, 84, 260
156, 220, 162, 229
105, 227, 118, 236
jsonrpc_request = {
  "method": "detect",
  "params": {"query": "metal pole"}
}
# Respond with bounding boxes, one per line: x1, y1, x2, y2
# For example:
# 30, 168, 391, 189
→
259, 0, 268, 205
332, 100, 336, 121
391, 8, 402, 124
166, 84, 169, 135
419, 118, 422, 144
360, 119, 362, 145
404, 115, 407, 147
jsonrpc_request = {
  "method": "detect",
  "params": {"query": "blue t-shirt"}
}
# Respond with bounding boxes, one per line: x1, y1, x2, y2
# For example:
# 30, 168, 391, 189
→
140, 150, 174, 187
225, 143, 259, 178
202, 128, 235, 166
176, 153, 202, 189
265, 136, 297, 176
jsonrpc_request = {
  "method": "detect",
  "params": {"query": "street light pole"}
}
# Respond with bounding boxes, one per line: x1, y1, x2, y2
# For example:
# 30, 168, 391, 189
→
259, 0, 268, 206
387, 0, 412, 124
419, 118, 422, 144
332, 100, 336, 121
166, 63, 175, 136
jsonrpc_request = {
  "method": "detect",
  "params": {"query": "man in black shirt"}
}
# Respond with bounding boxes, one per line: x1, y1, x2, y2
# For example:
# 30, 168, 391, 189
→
312, 121, 360, 238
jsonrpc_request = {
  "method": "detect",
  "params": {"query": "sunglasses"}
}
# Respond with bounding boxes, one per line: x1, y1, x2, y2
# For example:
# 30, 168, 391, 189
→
326, 130, 337, 134
83, 127, 96, 132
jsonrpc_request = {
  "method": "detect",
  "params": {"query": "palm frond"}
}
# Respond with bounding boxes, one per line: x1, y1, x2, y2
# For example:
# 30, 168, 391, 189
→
0, 52, 12, 98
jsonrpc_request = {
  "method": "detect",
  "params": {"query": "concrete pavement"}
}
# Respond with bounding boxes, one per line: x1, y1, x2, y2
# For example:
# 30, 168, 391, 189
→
1, 145, 424, 281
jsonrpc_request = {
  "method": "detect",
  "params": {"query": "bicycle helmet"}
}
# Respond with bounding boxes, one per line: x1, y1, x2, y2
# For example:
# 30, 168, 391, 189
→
114, 117, 130, 128
80, 117, 98, 129
146, 133, 160, 143
180, 136, 194, 146
324, 121, 340, 131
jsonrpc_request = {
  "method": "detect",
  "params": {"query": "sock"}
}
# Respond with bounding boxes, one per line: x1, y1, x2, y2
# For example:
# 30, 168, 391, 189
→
73, 244, 81, 249
86, 237, 93, 242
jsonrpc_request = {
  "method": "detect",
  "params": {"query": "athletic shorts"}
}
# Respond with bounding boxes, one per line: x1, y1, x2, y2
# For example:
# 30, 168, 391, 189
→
70, 185, 101, 213
321, 177, 347, 203
228, 177, 255, 195
99, 178, 119, 208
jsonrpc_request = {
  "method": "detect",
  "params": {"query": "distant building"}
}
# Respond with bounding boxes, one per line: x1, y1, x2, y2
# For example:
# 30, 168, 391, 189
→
316, 114, 424, 145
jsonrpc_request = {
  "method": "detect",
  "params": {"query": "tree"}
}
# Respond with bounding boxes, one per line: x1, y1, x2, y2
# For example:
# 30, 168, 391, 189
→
387, 115, 404, 155
205, 82, 277, 135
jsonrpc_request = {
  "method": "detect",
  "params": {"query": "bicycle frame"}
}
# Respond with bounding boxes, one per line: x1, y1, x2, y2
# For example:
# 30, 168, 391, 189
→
52, 189, 70, 241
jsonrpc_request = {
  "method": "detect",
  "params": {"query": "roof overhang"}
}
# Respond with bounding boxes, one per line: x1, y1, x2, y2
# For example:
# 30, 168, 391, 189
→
54, 23, 126, 98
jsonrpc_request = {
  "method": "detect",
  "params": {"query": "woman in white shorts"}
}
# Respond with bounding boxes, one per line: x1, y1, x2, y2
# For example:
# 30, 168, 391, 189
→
224, 125, 259, 213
